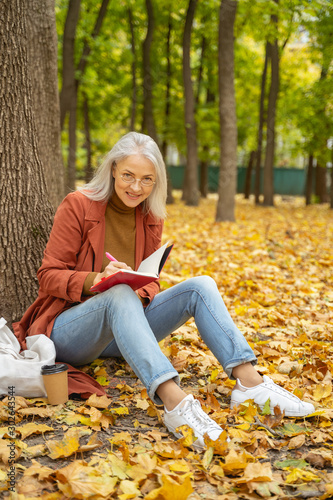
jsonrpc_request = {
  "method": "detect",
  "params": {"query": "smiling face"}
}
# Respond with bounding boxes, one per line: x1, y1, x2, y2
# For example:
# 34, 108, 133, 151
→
112, 154, 156, 208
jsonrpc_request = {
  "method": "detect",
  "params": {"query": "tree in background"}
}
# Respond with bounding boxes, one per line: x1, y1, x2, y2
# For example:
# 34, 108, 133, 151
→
141, 0, 158, 143
216, 0, 238, 222
27, 0, 64, 209
263, 0, 279, 207
59, 0, 111, 192
0, 0, 56, 326
182, 0, 200, 206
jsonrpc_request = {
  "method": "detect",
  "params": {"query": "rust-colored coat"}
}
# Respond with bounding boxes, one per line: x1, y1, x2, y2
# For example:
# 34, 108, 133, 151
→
13, 191, 163, 348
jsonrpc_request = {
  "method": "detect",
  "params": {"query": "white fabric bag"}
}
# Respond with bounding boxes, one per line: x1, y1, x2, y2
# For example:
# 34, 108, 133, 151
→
0, 317, 56, 397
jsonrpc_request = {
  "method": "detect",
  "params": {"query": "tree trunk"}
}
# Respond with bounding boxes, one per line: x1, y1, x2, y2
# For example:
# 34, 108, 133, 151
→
26, 0, 64, 209
67, 96, 77, 193
331, 147, 333, 209
0, 0, 54, 327
142, 0, 158, 143
161, 14, 174, 204
128, 7, 137, 131
59, 0, 81, 130
182, 0, 200, 206
263, 5, 279, 207
244, 150, 256, 199
76, 0, 111, 78
83, 95, 93, 182
200, 152, 209, 198
305, 154, 314, 205
60, 0, 110, 191
200, 87, 215, 198
216, 0, 238, 222
315, 163, 328, 203
254, 42, 269, 205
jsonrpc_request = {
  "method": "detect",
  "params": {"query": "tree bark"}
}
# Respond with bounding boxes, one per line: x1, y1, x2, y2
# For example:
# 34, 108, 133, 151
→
83, 95, 93, 182
315, 163, 328, 203
182, 0, 200, 206
59, 0, 81, 130
263, 4, 279, 207
128, 7, 137, 131
0, 0, 54, 326
244, 150, 256, 199
161, 14, 174, 204
254, 42, 269, 205
216, 0, 238, 222
305, 154, 314, 205
331, 147, 333, 209
142, 0, 158, 143
60, 0, 110, 191
26, 0, 64, 209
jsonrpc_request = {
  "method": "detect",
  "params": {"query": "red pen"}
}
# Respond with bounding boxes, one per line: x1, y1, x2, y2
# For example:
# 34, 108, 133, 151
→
106, 252, 118, 262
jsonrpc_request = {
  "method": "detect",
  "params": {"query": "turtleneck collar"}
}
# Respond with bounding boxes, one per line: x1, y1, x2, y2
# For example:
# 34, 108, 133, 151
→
109, 191, 136, 215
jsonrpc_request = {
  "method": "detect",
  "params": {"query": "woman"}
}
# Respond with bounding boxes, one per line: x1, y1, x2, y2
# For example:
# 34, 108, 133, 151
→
15, 132, 314, 450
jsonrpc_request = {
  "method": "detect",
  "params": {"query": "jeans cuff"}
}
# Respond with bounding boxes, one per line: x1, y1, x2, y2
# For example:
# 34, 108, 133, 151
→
225, 357, 258, 380
148, 371, 180, 405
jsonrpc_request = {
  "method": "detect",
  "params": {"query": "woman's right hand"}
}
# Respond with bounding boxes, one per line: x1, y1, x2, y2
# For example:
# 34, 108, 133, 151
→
93, 261, 132, 286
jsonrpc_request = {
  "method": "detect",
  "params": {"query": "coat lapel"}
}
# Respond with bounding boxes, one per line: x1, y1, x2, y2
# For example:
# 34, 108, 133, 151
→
85, 200, 107, 272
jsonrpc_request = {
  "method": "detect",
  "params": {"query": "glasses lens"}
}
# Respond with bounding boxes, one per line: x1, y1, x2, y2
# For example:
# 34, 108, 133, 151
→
141, 179, 153, 187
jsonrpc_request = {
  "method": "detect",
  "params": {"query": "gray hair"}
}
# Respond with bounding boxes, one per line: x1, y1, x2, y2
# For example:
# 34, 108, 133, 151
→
79, 132, 167, 220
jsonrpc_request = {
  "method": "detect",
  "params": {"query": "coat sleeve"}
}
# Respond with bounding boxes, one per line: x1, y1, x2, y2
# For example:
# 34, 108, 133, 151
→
136, 218, 164, 304
37, 193, 91, 303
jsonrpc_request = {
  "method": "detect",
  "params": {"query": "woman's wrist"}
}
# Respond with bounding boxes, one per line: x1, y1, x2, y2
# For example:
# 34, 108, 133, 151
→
93, 273, 103, 286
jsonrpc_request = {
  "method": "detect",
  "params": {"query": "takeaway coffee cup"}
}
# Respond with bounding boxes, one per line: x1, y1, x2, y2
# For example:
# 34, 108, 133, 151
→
41, 364, 68, 405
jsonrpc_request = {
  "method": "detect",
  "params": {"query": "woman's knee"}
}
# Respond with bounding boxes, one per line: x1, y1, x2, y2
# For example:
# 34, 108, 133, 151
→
189, 275, 218, 293
101, 284, 140, 309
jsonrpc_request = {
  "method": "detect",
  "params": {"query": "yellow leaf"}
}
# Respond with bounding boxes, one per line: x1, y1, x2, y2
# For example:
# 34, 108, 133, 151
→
17, 422, 54, 440
96, 376, 110, 386
109, 432, 132, 446
107, 452, 131, 480
235, 305, 248, 316
210, 368, 219, 382
237, 462, 273, 483
113, 406, 129, 415
135, 452, 157, 473
85, 394, 111, 408
46, 427, 90, 459
135, 399, 150, 410
118, 479, 141, 499
285, 468, 320, 484
169, 460, 191, 473
202, 446, 214, 469
0, 438, 22, 464
313, 384, 332, 402
56, 460, 118, 497
145, 474, 193, 500
222, 449, 251, 475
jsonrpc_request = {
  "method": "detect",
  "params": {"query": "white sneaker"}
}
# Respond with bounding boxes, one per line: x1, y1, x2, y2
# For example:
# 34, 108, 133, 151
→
163, 394, 223, 450
230, 375, 315, 417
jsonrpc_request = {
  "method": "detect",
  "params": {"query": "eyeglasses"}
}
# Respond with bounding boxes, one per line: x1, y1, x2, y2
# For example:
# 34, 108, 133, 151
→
119, 172, 156, 187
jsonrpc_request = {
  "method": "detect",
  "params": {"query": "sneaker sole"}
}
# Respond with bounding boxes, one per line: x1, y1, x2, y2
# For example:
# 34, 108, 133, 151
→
230, 400, 314, 417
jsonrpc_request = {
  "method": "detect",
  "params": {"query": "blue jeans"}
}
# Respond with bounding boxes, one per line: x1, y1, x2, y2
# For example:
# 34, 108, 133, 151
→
51, 276, 257, 404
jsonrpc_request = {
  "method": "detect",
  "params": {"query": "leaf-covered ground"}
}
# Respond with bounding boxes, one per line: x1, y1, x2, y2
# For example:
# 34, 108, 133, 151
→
1, 194, 333, 499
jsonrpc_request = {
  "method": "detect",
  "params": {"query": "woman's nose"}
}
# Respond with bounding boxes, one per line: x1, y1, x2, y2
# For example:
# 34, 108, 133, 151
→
131, 179, 141, 191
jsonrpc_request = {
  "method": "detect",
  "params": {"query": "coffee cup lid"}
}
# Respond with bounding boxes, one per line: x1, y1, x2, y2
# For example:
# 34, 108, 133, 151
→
41, 364, 68, 375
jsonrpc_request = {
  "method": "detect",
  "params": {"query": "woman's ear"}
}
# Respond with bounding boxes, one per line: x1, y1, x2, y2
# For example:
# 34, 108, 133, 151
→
111, 162, 116, 178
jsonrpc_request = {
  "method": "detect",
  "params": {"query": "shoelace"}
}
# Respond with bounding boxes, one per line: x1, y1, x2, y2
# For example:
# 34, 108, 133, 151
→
179, 399, 220, 434
264, 376, 305, 404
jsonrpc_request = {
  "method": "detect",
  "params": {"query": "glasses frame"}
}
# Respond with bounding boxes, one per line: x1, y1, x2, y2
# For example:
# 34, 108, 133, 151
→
114, 165, 156, 188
